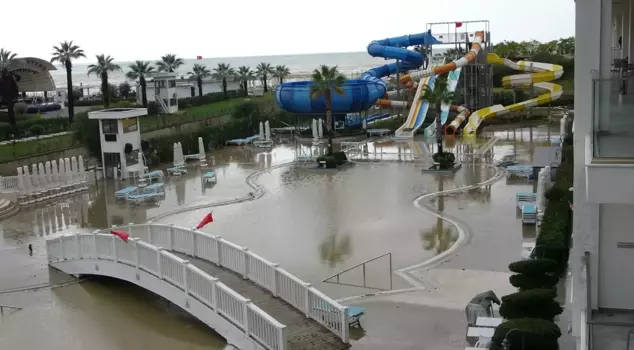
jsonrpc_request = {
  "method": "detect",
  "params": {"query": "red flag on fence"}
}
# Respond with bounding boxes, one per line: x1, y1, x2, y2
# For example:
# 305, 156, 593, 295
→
196, 55, 203, 60
455, 22, 463, 28
196, 212, 214, 229
111, 230, 130, 243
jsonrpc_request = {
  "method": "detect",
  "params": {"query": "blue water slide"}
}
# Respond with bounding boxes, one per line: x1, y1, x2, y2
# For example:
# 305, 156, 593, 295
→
275, 30, 440, 114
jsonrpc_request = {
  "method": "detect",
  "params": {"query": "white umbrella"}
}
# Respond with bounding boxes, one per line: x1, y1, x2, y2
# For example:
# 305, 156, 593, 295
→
16, 167, 24, 192
259, 122, 264, 140
137, 152, 145, 177
318, 119, 324, 138
312, 119, 318, 140
45, 161, 51, 184
265, 121, 271, 141
22, 166, 31, 194
64, 158, 71, 184
177, 142, 185, 166
198, 137, 205, 160
78, 156, 85, 182
38, 163, 46, 188
51, 160, 58, 184
31, 164, 39, 189
173, 143, 179, 167
71, 157, 78, 183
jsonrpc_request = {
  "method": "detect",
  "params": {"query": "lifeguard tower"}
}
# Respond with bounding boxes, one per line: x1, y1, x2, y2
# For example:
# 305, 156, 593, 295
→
152, 73, 179, 114
88, 108, 148, 180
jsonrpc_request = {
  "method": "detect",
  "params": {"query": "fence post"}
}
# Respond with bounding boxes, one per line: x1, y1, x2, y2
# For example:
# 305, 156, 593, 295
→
132, 238, 140, 269
271, 263, 279, 297
182, 260, 189, 294
340, 306, 349, 343
278, 326, 288, 350
156, 248, 164, 279
60, 235, 65, 259
168, 224, 175, 251
243, 300, 251, 336
147, 224, 153, 245
215, 236, 223, 266
210, 277, 218, 311
75, 233, 80, 259
92, 230, 99, 259
303, 283, 311, 317
242, 247, 249, 279
112, 234, 118, 263
191, 230, 198, 257
128, 222, 134, 238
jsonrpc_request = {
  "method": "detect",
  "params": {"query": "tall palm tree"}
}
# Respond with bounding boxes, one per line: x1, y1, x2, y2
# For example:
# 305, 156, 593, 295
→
87, 55, 121, 108
420, 74, 456, 154
272, 65, 291, 85
0, 49, 20, 135
255, 62, 273, 92
236, 66, 253, 97
187, 63, 211, 97
212, 63, 235, 100
156, 54, 184, 73
126, 61, 155, 108
50, 41, 86, 124
310, 65, 346, 155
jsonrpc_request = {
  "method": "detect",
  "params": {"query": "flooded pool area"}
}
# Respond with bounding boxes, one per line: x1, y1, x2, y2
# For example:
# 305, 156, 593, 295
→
0, 123, 561, 350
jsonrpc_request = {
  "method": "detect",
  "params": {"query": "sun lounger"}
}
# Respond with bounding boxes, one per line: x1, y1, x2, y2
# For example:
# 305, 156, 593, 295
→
139, 170, 164, 181
347, 307, 365, 327
167, 166, 188, 176
142, 182, 165, 194
115, 186, 138, 200
127, 193, 162, 205
516, 192, 537, 203
202, 171, 217, 184
475, 317, 504, 327
519, 203, 537, 224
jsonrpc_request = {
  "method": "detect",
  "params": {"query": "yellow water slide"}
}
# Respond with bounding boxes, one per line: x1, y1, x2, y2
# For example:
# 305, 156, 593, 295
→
462, 53, 564, 135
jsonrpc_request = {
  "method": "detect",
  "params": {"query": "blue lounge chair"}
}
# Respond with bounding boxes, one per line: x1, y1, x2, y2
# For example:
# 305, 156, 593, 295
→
127, 193, 163, 205
115, 186, 138, 200
203, 171, 217, 184
347, 307, 365, 327
167, 166, 188, 176
143, 182, 165, 194
139, 170, 164, 181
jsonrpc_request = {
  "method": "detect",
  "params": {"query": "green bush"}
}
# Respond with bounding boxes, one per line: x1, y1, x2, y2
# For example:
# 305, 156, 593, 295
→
316, 155, 338, 168
29, 124, 45, 138
432, 151, 456, 169
0, 118, 69, 141
509, 259, 558, 276
499, 289, 562, 321
490, 318, 561, 350
509, 274, 560, 291
332, 151, 348, 165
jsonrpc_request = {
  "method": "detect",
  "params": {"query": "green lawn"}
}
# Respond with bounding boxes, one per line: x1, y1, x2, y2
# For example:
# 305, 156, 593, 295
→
0, 134, 78, 163
139, 94, 275, 132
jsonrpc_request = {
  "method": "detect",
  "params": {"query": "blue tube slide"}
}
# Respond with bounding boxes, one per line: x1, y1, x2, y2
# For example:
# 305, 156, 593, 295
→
275, 30, 440, 114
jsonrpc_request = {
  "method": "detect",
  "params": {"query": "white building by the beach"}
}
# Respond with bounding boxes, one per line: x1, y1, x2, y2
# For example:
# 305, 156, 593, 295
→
573, 0, 634, 349
88, 108, 147, 180
152, 73, 179, 114
135, 76, 245, 105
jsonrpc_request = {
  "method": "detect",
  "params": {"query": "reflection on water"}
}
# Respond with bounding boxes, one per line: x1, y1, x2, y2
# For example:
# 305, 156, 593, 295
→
320, 234, 352, 268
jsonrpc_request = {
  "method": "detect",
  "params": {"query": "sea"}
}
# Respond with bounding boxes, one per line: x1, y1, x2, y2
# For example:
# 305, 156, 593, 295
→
49, 52, 394, 89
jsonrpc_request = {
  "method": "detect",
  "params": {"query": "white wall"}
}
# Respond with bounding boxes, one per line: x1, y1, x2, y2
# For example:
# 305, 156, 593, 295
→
136, 80, 242, 104
598, 204, 634, 309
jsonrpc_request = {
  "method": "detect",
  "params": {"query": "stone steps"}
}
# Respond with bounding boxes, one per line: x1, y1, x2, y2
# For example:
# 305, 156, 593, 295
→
0, 199, 20, 220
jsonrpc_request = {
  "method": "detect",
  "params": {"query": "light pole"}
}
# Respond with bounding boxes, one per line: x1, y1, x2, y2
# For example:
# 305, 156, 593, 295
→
502, 328, 525, 350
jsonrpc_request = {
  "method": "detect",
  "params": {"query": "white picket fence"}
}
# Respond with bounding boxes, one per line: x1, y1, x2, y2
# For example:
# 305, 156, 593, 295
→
47, 224, 349, 346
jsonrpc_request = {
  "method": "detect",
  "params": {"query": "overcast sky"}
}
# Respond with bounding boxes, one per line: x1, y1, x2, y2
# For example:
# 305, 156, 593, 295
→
4, 0, 574, 62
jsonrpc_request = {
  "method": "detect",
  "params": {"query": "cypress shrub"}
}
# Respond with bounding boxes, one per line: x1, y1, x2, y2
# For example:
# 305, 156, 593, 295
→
499, 289, 562, 321
490, 318, 561, 350
508, 259, 558, 276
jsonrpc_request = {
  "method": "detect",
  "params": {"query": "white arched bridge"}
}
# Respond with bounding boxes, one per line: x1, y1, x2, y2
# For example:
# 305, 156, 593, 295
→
46, 224, 351, 350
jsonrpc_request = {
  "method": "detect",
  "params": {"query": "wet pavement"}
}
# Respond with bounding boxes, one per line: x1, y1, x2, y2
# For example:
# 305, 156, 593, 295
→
0, 123, 563, 350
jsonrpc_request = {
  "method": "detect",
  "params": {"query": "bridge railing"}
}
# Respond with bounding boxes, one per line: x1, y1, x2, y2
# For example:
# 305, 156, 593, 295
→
47, 233, 288, 350
122, 223, 350, 343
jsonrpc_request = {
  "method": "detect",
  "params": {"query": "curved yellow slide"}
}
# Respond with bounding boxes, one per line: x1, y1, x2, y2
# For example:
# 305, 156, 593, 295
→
462, 53, 564, 135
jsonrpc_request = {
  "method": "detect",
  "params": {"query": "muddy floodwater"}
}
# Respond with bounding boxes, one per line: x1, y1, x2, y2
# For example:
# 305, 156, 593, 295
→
0, 124, 559, 349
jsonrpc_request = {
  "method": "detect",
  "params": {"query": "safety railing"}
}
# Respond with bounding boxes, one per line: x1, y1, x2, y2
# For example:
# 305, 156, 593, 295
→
0, 176, 19, 191
47, 233, 288, 350
52, 223, 350, 343
323, 252, 393, 290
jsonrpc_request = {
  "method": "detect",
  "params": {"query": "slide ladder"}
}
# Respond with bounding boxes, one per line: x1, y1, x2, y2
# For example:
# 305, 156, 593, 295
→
462, 53, 564, 135
395, 31, 485, 139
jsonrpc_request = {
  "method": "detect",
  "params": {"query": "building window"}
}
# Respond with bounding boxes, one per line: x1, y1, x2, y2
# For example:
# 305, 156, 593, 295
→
168, 80, 176, 88
102, 119, 118, 134
155, 80, 166, 89
104, 134, 117, 142
163, 99, 169, 106
170, 98, 177, 106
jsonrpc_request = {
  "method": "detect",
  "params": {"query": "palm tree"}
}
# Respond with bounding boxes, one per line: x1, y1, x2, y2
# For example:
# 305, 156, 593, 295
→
212, 63, 235, 100
272, 65, 291, 85
187, 64, 211, 98
420, 74, 456, 154
255, 62, 273, 92
87, 55, 121, 108
156, 54, 184, 73
319, 233, 352, 268
50, 41, 86, 124
236, 66, 253, 96
0, 49, 20, 135
126, 61, 155, 108
310, 65, 346, 155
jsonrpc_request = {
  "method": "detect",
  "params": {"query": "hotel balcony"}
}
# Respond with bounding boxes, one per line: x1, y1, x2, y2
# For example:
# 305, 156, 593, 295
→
586, 73, 634, 203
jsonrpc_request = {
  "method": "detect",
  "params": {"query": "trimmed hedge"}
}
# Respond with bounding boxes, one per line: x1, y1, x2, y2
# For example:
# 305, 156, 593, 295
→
332, 151, 348, 164
508, 258, 558, 276
490, 318, 561, 350
509, 274, 560, 291
499, 289, 562, 321
432, 151, 456, 169
316, 155, 338, 168
0, 118, 69, 141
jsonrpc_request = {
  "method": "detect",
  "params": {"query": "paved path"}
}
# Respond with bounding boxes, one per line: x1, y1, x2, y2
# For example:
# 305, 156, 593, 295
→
177, 253, 350, 350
